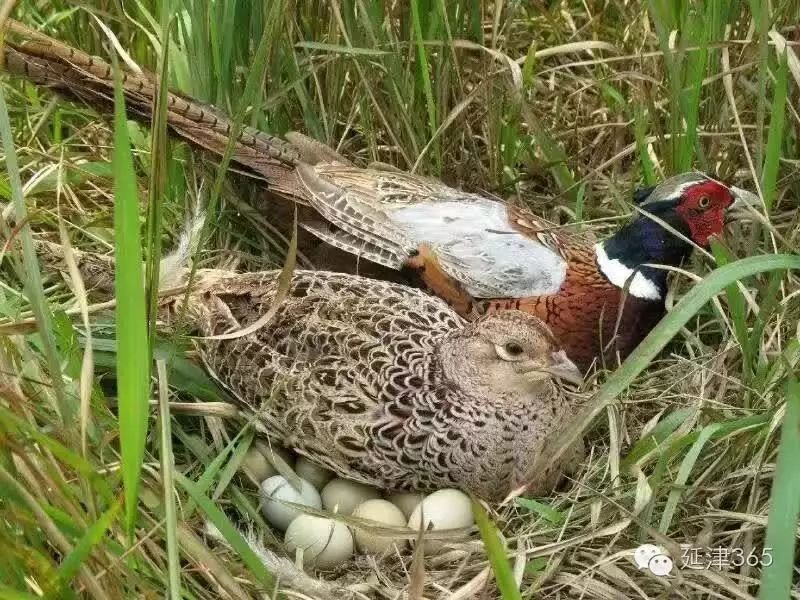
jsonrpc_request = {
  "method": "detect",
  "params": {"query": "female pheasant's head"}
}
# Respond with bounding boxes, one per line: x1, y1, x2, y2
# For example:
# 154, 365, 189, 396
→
439, 311, 583, 396
597, 173, 750, 301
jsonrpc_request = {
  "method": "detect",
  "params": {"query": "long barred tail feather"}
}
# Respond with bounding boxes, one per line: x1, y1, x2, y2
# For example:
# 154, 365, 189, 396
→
1, 19, 308, 201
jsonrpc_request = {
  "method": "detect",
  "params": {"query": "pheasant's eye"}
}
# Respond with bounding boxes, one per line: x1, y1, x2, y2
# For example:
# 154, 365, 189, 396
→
697, 195, 711, 209
505, 342, 524, 356
495, 341, 526, 361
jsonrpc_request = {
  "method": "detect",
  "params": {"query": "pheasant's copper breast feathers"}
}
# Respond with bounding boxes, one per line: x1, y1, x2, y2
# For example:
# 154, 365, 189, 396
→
173, 269, 583, 499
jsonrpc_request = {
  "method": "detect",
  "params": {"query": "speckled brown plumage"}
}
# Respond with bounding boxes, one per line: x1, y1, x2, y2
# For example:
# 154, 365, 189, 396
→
167, 269, 585, 500
33, 236, 586, 499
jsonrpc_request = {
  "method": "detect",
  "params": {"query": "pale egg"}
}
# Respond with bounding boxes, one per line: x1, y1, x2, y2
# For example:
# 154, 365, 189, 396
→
321, 478, 381, 515
284, 514, 354, 570
295, 456, 334, 490
387, 491, 424, 520
259, 475, 321, 530
352, 499, 408, 554
407, 488, 474, 553
240, 447, 274, 483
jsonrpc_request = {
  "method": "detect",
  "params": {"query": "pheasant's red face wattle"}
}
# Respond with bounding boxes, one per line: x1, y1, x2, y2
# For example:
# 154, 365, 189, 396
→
674, 181, 735, 246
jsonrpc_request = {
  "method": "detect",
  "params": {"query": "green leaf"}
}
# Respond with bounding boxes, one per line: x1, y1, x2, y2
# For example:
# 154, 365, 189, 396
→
22, 161, 114, 196
410, 0, 440, 170
472, 500, 522, 600
0, 585, 43, 600
52, 499, 121, 594
761, 50, 788, 214
633, 105, 657, 185
89, 337, 227, 402
758, 376, 800, 599
293, 41, 390, 56
212, 430, 255, 501
175, 472, 275, 588
156, 360, 181, 600
0, 74, 70, 422
621, 407, 694, 470
710, 238, 752, 379
758, 377, 800, 600
524, 557, 549, 576
515, 498, 565, 525
658, 423, 721, 533
111, 55, 151, 537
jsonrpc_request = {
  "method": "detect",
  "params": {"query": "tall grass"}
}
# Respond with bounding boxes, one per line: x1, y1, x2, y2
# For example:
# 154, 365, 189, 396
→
110, 54, 151, 537
0, 1, 798, 598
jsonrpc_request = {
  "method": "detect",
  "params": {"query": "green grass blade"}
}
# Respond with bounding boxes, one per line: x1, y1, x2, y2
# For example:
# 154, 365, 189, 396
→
0, 585, 42, 600
530, 254, 800, 478
658, 423, 720, 533
156, 360, 181, 600
758, 376, 800, 599
749, 272, 784, 384
761, 50, 788, 214
621, 407, 694, 470
633, 105, 657, 185
183, 425, 254, 518
212, 430, 255, 502
294, 41, 390, 56
111, 56, 152, 537
472, 499, 522, 600
52, 498, 122, 595
144, 8, 174, 351
0, 89, 70, 423
710, 239, 752, 379
646, 0, 682, 171
188, 1, 285, 283
573, 183, 586, 228
175, 472, 275, 589
748, 0, 769, 177
410, 0, 440, 170
515, 498, 565, 525
0, 406, 115, 497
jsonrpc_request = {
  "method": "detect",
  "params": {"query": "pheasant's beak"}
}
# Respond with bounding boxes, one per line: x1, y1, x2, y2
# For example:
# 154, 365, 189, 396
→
728, 186, 759, 220
544, 350, 583, 386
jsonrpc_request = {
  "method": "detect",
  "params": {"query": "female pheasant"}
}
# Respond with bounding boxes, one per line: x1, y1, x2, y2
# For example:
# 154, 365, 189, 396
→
36, 236, 585, 501
3, 21, 748, 370
189, 270, 585, 501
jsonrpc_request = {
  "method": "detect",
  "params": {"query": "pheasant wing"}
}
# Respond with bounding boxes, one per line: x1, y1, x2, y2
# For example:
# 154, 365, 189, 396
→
298, 164, 569, 298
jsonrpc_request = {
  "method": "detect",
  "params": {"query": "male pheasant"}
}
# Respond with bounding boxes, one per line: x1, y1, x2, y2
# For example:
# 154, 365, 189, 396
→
3, 20, 749, 370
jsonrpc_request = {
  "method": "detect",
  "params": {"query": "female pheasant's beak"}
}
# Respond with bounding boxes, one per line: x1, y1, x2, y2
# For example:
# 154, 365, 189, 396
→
544, 350, 583, 386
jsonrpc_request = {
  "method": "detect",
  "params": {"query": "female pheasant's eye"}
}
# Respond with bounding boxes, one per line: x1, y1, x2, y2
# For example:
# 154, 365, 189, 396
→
494, 341, 526, 361
505, 342, 524, 356
697, 195, 711, 209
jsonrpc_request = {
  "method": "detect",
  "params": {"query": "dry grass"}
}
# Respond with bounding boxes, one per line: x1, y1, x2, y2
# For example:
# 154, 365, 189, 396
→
0, 1, 798, 599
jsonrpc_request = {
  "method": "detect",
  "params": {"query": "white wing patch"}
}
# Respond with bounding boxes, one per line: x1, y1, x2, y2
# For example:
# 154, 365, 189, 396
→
391, 199, 567, 298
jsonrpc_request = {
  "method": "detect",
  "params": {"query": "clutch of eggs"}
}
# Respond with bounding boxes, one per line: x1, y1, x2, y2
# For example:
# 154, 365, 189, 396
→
251, 445, 475, 569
